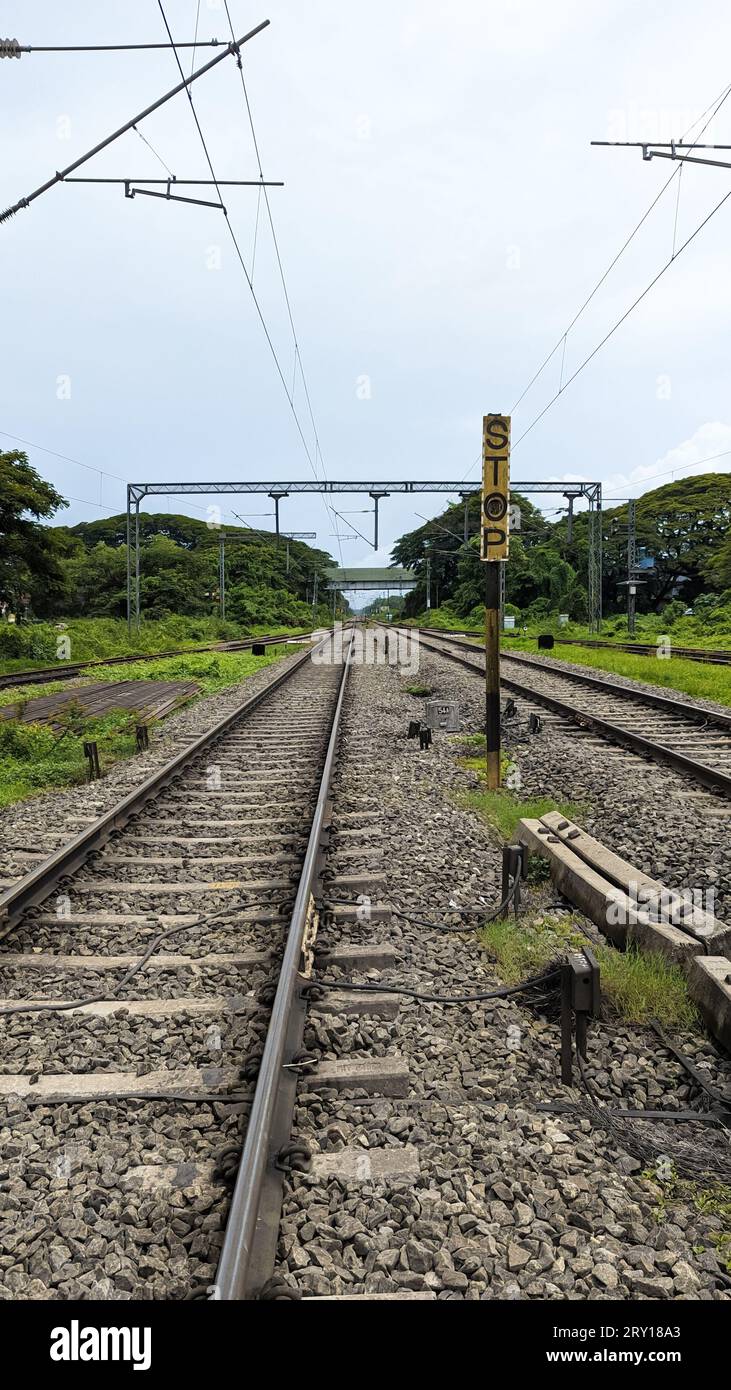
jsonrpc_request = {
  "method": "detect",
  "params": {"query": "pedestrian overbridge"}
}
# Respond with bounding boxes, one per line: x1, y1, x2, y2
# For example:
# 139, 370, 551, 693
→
325, 567, 417, 591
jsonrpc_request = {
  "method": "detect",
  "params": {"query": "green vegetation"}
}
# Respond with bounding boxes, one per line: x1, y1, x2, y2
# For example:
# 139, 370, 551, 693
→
403, 682, 434, 697
0, 451, 345, 635
94, 644, 303, 697
0, 711, 138, 808
0, 613, 311, 675
647, 1174, 731, 1269
391, 473, 731, 631
0, 645, 302, 805
480, 912, 698, 1028
455, 786, 585, 842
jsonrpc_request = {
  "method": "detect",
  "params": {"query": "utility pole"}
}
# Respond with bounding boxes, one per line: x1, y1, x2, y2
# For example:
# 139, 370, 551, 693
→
312, 573, 319, 613
425, 545, 432, 611
219, 532, 226, 622
563, 490, 582, 545
612, 499, 644, 635
281, 531, 316, 575
459, 490, 474, 544
627, 499, 637, 636
481, 415, 511, 790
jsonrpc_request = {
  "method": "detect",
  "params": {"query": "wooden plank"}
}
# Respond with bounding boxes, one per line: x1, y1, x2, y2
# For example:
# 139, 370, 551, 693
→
0, 679, 198, 730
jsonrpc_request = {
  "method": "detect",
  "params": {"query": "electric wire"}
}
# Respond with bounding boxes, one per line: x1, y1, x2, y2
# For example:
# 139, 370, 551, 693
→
460, 77, 731, 482
156, 1, 343, 567
221, 0, 345, 565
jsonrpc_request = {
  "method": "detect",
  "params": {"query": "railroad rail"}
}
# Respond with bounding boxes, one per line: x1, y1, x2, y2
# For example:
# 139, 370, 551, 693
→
553, 636, 731, 665
398, 625, 731, 797
0, 628, 312, 691
404, 624, 731, 667
0, 628, 354, 1300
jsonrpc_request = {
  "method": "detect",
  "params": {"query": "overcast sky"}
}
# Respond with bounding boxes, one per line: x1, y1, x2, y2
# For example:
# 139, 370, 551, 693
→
2, 0, 731, 579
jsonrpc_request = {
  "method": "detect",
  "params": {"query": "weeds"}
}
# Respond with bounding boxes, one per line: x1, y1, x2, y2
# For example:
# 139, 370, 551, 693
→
646, 1171, 731, 1271
455, 787, 585, 842
479, 912, 698, 1028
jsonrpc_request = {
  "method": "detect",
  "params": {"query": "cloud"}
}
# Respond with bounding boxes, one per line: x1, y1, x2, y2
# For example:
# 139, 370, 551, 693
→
603, 421, 731, 496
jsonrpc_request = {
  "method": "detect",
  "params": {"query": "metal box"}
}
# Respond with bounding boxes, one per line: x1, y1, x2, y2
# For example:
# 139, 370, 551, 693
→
424, 700, 461, 732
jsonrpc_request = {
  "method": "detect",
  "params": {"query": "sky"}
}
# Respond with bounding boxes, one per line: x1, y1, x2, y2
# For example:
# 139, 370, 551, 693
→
2, 0, 731, 592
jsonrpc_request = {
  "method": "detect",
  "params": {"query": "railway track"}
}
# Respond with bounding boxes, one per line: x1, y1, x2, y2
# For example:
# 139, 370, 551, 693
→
399, 626, 731, 797
0, 629, 311, 691
408, 625, 731, 667
0, 629, 362, 1300
553, 636, 731, 665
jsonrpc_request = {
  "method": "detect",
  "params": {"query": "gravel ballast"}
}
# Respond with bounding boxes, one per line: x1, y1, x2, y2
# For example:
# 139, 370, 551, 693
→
272, 651, 731, 1302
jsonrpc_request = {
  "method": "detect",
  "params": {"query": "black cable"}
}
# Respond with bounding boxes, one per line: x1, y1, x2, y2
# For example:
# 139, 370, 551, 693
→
304, 966, 560, 1008
0, 898, 262, 1018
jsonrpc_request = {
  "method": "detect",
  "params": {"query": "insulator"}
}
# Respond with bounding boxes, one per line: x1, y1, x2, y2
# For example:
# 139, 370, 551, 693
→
0, 39, 22, 58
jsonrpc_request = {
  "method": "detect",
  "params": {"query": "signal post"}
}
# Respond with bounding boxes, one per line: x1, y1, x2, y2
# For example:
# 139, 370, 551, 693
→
480, 415, 511, 789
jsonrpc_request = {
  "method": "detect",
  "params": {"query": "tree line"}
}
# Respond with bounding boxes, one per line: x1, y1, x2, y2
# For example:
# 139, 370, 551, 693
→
0, 451, 341, 628
390, 473, 731, 623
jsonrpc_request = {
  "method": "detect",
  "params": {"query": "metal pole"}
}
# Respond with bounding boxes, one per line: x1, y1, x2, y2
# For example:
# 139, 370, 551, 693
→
485, 564, 501, 790
134, 500, 141, 633
627, 499, 636, 636
285, 540, 290, 575
126, 486, 132, 636
0, 22, 270, 224
566, 495, 574, 544
597, 484, 603, 632
220, 533, 226, 623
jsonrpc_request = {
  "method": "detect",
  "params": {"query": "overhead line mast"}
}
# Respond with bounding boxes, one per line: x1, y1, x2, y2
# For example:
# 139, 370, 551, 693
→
0, 20, 270, 223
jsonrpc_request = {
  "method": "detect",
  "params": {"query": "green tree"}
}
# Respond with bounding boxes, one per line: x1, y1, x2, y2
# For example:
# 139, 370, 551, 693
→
0, 451, 68, 615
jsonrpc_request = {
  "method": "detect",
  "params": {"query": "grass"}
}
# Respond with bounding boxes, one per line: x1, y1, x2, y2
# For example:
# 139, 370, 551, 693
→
0, 711, 138, 808
0, 644, 305, 807
0, 616, 310, 675
480, 911, 699, 1028
647, 1173, 731, 1269
455, 786, 586, 842
529, 643, 731, 709
403, 682, 434, 697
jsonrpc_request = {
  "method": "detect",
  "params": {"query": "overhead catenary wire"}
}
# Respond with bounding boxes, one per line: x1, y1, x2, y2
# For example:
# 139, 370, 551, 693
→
155, 2, 342, 565
221, 0, 345, 565
460, 76, 731, 483
511, 79, 731, 419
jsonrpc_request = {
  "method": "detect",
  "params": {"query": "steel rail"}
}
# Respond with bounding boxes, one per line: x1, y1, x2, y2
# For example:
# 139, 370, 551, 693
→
414, 625, 731, 668
0, 633, 332, 936
552, 637, 731, 666
417, 628, 731, 731
400, 627, 731, 798
214, 634, 354, 1300
0, 629, 312, 691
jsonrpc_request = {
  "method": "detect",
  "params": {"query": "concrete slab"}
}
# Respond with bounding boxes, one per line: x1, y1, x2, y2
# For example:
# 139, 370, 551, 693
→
0, 996, 255, 1018
310, 1056, 409, 1097
0, 1066, 239, 1102
687, 956, 731, 1050
312, 990, 399, 1019
310, 1145, 420, 1184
